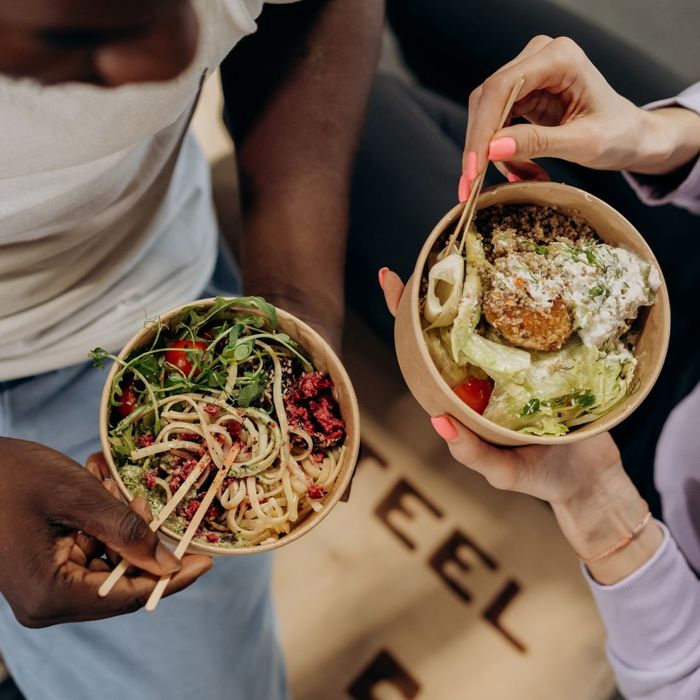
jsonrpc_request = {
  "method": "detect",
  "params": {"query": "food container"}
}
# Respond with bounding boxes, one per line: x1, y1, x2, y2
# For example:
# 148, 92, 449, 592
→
99, 298, 361, 555
394, 181, 671, 446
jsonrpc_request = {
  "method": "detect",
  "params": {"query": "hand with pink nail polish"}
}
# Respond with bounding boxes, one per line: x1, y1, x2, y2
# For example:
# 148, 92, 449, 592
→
423, 411, 664, 587
379, 268, 663, 586
461, 35, 700, 182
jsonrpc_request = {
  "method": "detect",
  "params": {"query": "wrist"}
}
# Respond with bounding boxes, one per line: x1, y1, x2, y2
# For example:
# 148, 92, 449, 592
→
631, 106, 700, 175
552, 465, 662, 584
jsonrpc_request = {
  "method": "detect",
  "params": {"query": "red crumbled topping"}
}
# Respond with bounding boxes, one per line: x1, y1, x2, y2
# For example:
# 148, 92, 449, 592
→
307, 484, 326, 499
205, 503, 222, 521
309, 397, 345, 445
289, 372, 333, 399
310, 451, 325, 463
179, 500, 222, 525
180, 499, 200, 521
180, 433, 201, 442
283, 372, 345, 449
136, 433, 154, 448
225, 421, 243, 439
205, 532, 220, 543
143, 470, 158, 489
203, 404, 219, 417
169, 458, 198, 494
258, 498, 268, 505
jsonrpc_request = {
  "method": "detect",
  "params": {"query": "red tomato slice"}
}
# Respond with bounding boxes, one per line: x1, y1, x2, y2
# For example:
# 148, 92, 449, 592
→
165, 339, 208, 376
453, 376, 494, 415
118, 385, 138, 418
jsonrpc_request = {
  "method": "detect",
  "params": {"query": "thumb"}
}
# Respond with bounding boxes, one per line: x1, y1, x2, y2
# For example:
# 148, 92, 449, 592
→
378, 268, 404, 318
488, 121, 593, 165
56, 469, 181, 577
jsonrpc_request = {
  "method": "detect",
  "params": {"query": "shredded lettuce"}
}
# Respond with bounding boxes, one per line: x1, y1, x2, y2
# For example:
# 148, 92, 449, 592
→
423, 330, 469, 387
483, 339, 636, 433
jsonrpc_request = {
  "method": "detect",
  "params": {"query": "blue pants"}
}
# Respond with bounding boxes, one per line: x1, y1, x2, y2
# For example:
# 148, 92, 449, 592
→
0, 252, 288, 700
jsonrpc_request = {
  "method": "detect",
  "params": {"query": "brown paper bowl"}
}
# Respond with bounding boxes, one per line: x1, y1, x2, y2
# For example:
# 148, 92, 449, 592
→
394, 181, 671, 446
99, 298, 361, 555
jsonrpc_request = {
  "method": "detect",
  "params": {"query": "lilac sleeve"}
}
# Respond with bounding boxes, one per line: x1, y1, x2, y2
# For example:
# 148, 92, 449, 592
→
583, 524, 700, 700
623, 82, 700, 215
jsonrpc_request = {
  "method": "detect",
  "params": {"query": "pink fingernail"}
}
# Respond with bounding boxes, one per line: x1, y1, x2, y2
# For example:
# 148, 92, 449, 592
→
506, 172, 522, 182
378, 267, 388, 290
466, 151, 478, 181
431, 416, 457, 442
488, 137, 517, 161
458, 174, 471, 203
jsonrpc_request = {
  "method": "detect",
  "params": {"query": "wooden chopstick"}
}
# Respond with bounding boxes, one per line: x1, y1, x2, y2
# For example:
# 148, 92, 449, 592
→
144, 443, 241, 612
445, 76, 526, 256
98, 454, 212, 598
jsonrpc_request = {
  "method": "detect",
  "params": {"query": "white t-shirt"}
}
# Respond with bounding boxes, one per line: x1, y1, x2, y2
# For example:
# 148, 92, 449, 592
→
0, 0, 298, 380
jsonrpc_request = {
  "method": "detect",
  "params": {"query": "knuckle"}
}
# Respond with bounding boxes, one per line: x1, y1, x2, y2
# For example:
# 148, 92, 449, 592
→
525, 127, 548, 155
483, 73, 506, 95
527, 34, 553, 51
116, 508, 150, 546
552, 36, 583, 59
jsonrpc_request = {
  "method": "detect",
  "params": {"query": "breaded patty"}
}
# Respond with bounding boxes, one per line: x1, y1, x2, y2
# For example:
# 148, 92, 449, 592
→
483, 291, 573, 352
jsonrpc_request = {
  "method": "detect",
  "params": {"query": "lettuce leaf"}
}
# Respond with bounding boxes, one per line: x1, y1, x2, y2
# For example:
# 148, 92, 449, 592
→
424, 329, 469, 387
483, 339, 636, 433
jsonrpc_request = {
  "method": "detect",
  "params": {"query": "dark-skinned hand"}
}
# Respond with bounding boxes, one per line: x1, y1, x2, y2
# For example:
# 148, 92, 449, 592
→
0, 438, 211, 628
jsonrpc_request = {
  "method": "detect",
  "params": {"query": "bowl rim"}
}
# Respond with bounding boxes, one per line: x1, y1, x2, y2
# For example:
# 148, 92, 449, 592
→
407, 181, 671, 445
98, 297, 361, 555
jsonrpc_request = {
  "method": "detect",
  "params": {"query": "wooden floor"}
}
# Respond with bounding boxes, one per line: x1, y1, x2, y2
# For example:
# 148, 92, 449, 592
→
272, 314, 615, 700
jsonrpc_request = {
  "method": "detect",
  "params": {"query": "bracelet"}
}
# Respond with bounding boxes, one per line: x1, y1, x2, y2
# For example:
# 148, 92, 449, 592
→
576, 503, 652, 564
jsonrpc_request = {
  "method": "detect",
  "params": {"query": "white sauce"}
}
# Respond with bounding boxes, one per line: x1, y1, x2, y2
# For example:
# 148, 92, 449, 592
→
490, 242, 659, 349
551, 243, 660, 348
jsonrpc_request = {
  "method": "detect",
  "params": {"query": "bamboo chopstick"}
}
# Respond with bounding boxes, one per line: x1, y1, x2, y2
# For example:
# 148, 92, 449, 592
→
144, 443, 241, 612
445, 76, 526, 256
97, 454, 212, 598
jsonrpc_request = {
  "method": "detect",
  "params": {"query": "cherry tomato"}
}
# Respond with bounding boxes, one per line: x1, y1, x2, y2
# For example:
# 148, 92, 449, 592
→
165, 339, 208, 376
453, 376, 494, 415
118, 385, 138, 418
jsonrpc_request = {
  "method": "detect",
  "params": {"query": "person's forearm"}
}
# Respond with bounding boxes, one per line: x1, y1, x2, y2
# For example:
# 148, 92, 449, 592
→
551, 464, 663, 585
630, 106, 700, 176
222, 0, 383, 346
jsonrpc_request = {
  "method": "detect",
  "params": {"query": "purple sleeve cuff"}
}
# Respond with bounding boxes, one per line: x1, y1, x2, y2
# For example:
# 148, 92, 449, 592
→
623, 82, 700, 214
583, 522, 700, 698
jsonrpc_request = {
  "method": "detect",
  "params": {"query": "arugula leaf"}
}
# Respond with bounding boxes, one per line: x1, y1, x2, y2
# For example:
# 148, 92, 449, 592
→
89, 347, 110, 369
234, 340, 253, 362
237, 377, 267, 407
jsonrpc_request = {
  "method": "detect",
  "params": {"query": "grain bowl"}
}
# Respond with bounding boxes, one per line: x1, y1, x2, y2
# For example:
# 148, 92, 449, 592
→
394, 182, 670, 446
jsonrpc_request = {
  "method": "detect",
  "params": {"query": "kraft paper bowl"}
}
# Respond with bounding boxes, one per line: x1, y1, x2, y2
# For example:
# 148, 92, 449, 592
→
99, 298, 361, 555
394, 181, 670, 446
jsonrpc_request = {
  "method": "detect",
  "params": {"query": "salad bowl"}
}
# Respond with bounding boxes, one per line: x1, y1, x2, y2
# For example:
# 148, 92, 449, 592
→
394, 181, 671, 446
